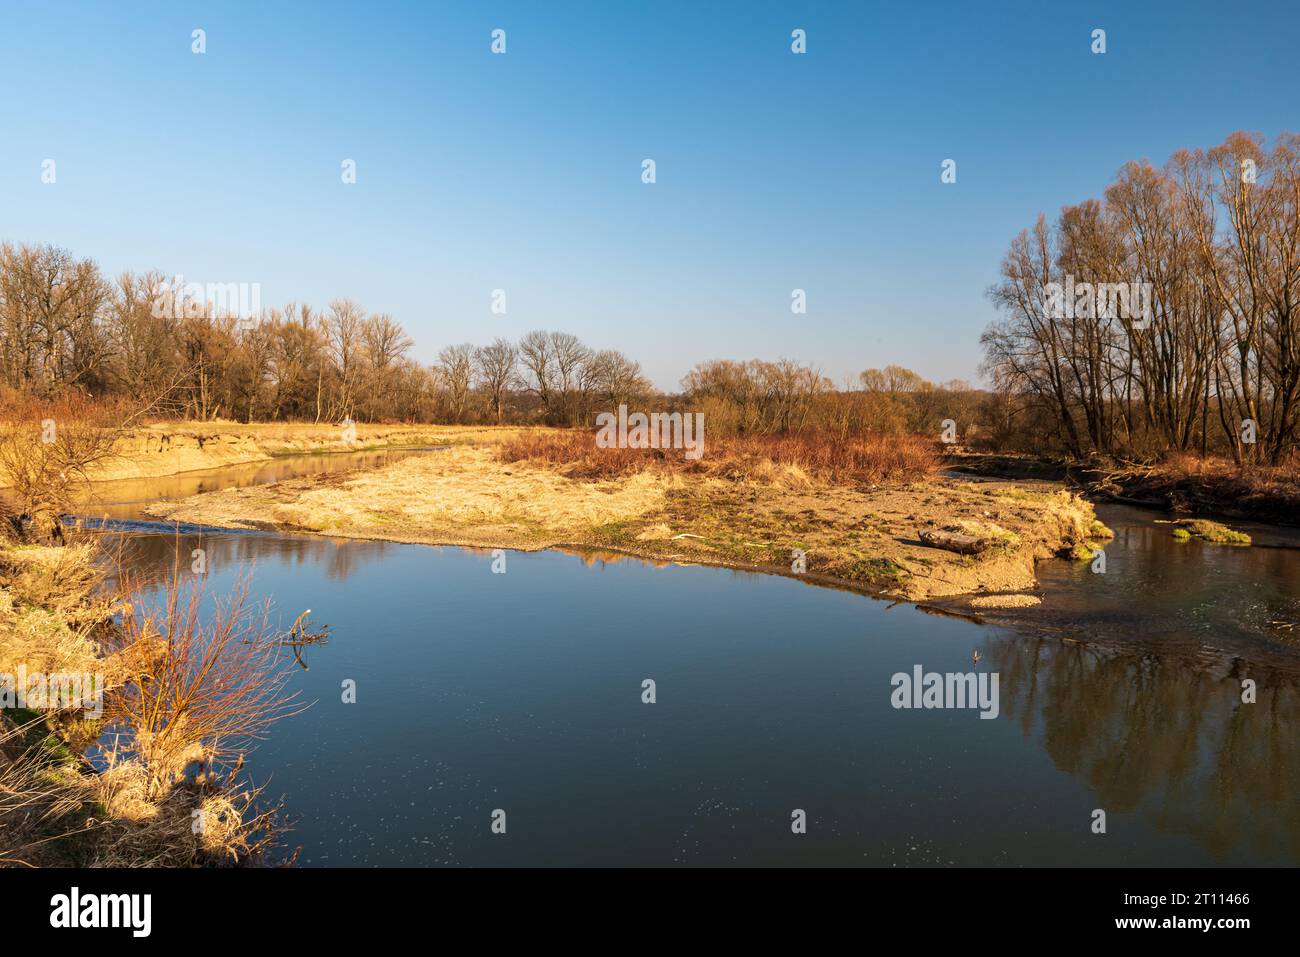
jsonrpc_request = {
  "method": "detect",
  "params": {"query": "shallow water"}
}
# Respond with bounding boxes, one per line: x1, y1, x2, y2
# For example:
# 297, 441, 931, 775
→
974, 502, 1300, 664
93, 456, 1300, 866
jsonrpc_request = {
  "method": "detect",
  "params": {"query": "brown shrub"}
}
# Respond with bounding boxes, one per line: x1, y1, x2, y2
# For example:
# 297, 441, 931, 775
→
0, 535, 298, 867
710, 432, 940, 486
498, 431, 654, 479
498, 429, 939, 486
109, 565, 303, 801
1101, 452, 1300, 524
0, 392, 130, 543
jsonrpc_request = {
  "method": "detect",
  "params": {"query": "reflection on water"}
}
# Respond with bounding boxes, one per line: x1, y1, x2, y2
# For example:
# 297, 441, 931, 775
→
117, 527, 406, 589
108, 516, 1300, 866
995, 632, 1300, 864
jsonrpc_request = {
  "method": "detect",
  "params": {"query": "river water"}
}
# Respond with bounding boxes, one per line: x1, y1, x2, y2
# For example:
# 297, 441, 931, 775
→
78, 452, 1300, 866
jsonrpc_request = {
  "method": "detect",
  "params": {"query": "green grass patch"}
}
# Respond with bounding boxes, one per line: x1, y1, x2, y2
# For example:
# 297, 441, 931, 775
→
846, 557, 910, 585
1173, 519, 1251, 545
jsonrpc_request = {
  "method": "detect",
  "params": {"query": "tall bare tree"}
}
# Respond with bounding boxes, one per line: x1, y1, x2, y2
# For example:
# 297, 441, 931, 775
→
474, 338, 517, 425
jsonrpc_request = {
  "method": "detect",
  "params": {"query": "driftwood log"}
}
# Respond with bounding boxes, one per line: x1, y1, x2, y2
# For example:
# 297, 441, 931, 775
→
918, 529, 993, 555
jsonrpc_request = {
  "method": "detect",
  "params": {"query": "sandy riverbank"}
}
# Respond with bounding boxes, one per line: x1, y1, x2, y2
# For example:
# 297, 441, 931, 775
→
0, 421, 544, 486
144, 440, 1113, 603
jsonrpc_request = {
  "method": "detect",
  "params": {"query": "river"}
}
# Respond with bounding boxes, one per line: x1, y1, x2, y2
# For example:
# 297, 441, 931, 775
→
76, 451, 1300, 866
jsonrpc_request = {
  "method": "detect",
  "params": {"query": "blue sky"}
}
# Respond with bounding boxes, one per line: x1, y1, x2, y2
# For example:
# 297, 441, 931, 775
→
1, 1, 1295, 390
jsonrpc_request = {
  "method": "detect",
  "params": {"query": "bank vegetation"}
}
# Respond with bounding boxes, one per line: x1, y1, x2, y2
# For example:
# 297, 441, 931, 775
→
0, 407, 299, 867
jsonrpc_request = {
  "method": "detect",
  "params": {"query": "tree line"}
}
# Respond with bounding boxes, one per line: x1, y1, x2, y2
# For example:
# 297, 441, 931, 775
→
982, 131, 1300, 464
0, 243, 660, 426
0, 239, 983, 435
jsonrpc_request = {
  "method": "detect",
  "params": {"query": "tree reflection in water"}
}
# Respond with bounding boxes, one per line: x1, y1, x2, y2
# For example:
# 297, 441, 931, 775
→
991, 631, 1300, 862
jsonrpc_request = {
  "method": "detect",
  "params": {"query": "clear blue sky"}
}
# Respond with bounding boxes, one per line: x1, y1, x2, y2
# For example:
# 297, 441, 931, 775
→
1, 0, 1295, 390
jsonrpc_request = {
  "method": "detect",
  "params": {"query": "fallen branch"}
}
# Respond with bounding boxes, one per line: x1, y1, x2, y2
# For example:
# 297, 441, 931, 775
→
918, 529, 993, 555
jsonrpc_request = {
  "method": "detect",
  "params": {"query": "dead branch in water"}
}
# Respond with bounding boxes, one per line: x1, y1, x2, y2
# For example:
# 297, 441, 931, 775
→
279, 609, 329, 671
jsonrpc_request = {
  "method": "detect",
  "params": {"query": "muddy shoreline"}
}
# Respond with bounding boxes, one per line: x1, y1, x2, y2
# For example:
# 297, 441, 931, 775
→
946, 452, 1300, 528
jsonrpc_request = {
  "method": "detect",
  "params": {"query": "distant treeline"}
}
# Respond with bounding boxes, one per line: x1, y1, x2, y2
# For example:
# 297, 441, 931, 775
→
982, 131, 1300, 465
0, 239, 987, 437
5, 134, 1297, 465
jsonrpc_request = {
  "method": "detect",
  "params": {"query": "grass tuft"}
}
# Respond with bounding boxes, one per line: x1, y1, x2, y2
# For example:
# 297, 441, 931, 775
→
1173, 518, 1251, 545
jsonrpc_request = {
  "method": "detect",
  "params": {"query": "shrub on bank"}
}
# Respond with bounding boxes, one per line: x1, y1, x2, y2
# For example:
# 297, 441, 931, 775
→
0, 541, 298, 868
498, 429, 940, 487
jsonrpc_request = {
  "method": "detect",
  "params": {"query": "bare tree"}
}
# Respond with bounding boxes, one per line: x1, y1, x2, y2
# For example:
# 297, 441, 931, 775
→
107, 271, 179, 404
325, 298, 365, 419
436, 343, 475, 423
0, 242, 110, 391
983, 131, 1300, 464
360, 313, 413, 418
517, 330, 554, 414
474, 338, 518, 425
584, 349, 651, 412
548, 332, 591, 425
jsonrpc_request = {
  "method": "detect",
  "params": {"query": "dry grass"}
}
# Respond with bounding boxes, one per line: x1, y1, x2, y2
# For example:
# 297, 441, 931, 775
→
1102, 453, 1300, 524
1156, 452, 1300, 491
498, 430, 940, 486
134, 420, 523, 448
88, 420, 542, 482
0, 542, 119, 681
154, 430, 938, 556
0, 538, 298, 868
235, 445, 673, 547
0, 734, 287, 867
0, 414, 546, 488
150, 438, 1108, 603
0, 739, 89, 867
